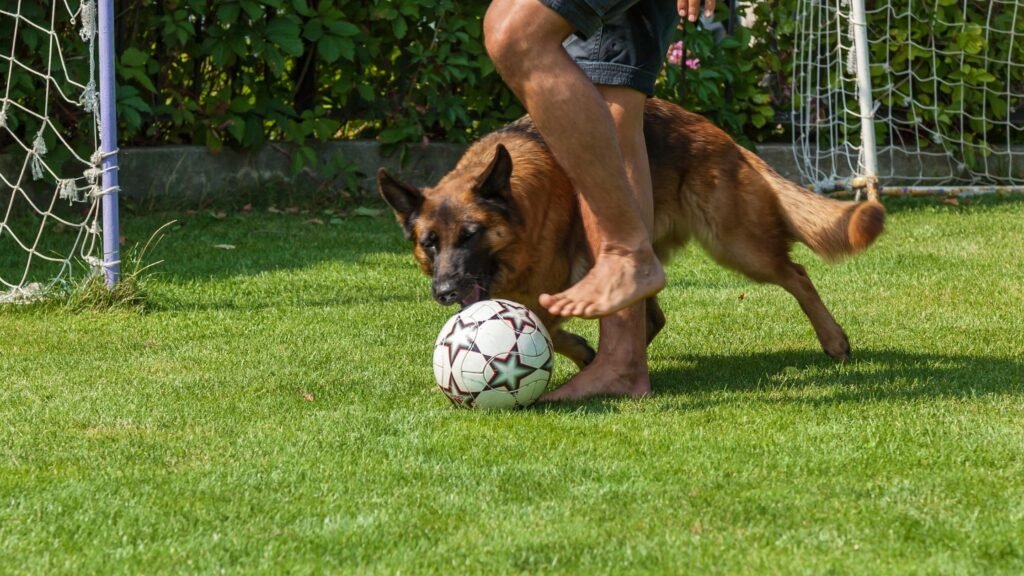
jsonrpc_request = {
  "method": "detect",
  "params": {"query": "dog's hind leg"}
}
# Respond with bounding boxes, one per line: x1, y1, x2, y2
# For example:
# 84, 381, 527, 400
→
645, 297, 666, 346
551, 329, 597, 369
771, 261, 851, 360
710, 234, 851, 360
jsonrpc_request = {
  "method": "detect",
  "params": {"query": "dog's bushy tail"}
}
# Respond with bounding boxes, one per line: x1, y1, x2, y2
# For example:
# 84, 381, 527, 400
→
741, 149, 886, 261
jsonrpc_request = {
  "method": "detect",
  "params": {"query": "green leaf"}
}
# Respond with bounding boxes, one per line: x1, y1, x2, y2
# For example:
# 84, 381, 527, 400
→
337, 38, 355, 61
229, 97, 254, 114
216, 3, 240, 23
208, 39, 229, 66
267, 17, 304, 56
957, 24, 986, 55
244, 118, 265, 147
378, 124, 419, 144
356, 83, 374, 102
392, 17, 408, 40
293, 0, 315, 17
314, 118, 341, 140
227, 117, 246, 142
319, 35, 341, 63
974, 71, 996, 83
290, 146, 318, 174
264, 46, 286, 77
206, 128, 224, 153
121, 67, 157, 93
121, 47, 150, 67
327, 21, 360, 37
303, 18, 324, 41
240, 0, 264, 20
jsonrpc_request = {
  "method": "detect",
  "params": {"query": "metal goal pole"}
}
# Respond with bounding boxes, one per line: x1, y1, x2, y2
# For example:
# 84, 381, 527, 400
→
850, 0, 879, 201
98, 0, 120, 287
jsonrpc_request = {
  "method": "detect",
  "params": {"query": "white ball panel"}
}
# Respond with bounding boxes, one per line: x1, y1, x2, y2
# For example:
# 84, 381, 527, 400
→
461, 300, 502, 323
473, 388, 519, 410
473, 319, 518, 357
450, 349, 488, 394
433, 350, 451, 392
519, 346, 552, 370
514, 369, 550, 407
458, 349, 488, 375
515, 331, 543, 357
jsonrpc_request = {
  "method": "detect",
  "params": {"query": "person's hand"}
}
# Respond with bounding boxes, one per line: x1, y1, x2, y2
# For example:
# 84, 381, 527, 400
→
678, 0, 715, 23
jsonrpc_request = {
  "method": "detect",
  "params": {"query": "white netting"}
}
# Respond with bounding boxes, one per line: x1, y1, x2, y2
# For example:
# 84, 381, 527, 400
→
0, 1, 107, 302
792, 0, 1024, 192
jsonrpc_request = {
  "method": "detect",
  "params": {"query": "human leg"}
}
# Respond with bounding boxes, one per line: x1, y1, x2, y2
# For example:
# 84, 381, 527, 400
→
541, 85, 654, 401
483, 0, 665, 320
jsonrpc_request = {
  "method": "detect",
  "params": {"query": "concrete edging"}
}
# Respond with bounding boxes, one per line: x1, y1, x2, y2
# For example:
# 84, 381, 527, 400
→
105, 141, 1024, 201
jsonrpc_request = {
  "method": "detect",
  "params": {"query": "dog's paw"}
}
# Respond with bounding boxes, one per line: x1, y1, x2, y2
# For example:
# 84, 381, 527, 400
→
823, 333, 851, 361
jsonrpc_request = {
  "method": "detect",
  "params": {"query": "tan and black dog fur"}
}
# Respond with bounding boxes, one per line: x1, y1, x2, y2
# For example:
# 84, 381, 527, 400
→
378, 98, 885, 369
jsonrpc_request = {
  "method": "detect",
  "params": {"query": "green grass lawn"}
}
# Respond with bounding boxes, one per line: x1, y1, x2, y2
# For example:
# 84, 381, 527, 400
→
2, 197, 1023, 574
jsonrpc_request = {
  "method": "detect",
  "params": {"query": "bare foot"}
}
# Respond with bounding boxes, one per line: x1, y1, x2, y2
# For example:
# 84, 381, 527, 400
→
540, 245, 665, 319
540, 353, 651, 402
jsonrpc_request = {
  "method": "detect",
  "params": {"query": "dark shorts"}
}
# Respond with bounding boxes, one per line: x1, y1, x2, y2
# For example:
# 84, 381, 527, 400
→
540, 0, 678, 96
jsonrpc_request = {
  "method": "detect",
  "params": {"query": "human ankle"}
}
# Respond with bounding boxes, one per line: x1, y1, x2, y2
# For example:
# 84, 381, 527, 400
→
598, 239, 655, 259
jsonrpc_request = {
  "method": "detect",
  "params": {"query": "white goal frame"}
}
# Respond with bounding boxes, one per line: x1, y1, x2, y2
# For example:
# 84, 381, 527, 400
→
0, 0, 119, 302
792, 0, 1024, 198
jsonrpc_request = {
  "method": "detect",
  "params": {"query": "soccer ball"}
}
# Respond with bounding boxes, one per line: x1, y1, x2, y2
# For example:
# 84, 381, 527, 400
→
433, 299, 554, 409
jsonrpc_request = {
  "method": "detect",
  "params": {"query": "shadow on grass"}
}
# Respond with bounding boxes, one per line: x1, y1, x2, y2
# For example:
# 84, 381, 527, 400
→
8, 196, 1019, 294
538, 348, 1024, 414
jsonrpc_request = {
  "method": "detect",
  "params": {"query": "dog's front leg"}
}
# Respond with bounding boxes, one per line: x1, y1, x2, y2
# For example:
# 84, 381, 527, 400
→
550, 329, 596, 370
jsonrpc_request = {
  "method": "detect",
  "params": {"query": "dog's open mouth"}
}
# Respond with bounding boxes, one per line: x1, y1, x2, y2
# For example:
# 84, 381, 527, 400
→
462, 284, 489, 307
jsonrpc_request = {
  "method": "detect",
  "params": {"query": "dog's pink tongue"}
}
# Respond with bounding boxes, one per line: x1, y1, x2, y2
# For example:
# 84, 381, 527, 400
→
462, 285, 483, 306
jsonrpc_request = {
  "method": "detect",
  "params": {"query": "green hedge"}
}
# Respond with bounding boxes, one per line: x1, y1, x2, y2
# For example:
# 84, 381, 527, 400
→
109, 0, 789, 155
1, 0, 1019, 181
0, 1, 788, 170
112, 0, 525, 174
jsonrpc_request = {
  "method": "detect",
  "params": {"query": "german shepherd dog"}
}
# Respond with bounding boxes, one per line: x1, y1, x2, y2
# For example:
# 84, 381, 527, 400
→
378, 98, 885, 369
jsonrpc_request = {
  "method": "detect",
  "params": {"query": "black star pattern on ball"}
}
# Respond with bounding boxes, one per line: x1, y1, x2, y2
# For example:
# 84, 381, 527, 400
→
496, 306, 537, 333
487, 351, 535, 391
449, 372, 478, 396
445, 391, 469, 408
440, 317, 478, 364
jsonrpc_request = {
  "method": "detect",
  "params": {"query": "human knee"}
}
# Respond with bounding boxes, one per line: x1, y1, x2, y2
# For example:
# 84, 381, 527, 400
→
484, 2, 564, 84
483, 13, 530, 81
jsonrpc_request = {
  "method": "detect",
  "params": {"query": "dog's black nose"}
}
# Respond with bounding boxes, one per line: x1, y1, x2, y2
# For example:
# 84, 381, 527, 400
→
433, 282, 460, 306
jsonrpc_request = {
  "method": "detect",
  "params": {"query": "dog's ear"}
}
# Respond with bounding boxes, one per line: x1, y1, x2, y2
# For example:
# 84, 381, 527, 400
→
474, 144, 515, 217
377, 168, 423, 240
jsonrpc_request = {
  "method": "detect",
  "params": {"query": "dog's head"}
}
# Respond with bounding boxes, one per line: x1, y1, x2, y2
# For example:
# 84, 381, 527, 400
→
378, 144, 519, 307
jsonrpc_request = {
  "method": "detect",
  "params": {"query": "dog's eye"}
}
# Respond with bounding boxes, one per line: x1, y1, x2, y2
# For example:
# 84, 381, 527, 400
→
419, 233, 437, 250
459, 225, 482, 243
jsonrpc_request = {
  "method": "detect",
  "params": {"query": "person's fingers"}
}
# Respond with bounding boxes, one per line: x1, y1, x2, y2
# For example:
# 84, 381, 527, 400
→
688, 0, 700, 22
680, 0, 713, 23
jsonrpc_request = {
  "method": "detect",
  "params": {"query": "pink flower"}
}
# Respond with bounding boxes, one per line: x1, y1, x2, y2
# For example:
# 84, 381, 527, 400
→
666, 41, 684, 66
685, 57, 701, 70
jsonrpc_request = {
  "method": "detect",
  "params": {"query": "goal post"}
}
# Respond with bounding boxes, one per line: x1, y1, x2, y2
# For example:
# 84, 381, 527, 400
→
792, 0, 1024, 197
848, 0, 879, 201
0, 0, 120, 303
98, 0, 120, 287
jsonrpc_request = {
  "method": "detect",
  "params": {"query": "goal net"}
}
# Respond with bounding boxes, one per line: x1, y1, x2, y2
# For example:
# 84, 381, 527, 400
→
0, 0, 119, 303
792, 0, 1024, 195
